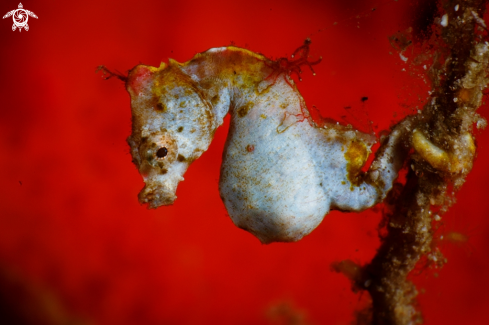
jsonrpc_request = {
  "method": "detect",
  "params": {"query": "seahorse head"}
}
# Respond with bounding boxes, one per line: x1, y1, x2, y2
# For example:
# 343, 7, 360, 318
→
126, 61, 216, 208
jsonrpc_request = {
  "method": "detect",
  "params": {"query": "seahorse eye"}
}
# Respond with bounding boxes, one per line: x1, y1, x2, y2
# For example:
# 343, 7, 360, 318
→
156, 147, 168, 158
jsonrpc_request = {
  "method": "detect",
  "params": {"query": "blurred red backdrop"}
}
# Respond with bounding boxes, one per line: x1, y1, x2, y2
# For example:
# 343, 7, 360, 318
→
1, 0, 489, 324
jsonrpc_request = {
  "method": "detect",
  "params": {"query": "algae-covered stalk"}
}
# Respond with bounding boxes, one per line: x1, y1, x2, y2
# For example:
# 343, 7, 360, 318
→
358, 1, 489, 324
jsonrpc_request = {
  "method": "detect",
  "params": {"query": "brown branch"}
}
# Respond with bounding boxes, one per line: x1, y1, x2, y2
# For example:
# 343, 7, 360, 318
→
350, 1, 489, 324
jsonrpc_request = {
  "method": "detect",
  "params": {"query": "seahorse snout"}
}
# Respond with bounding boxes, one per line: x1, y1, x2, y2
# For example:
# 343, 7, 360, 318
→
138, 181, 177, 209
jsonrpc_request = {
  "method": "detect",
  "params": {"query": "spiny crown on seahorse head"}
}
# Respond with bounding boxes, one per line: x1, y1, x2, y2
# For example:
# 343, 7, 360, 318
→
99, 40, 461, 244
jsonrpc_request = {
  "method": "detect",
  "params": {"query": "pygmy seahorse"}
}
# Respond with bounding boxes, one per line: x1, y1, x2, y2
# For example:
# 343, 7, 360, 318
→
123, 41, 416, 244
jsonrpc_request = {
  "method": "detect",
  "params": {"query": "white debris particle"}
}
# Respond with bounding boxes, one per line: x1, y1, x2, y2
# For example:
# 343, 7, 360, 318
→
455, 4, 459, 11
477, 118, 488, 129
472, 11, 487, 28
453, 97, 458, 102
441, 14, 448, 27
400, 53, 408, 62
423, 65, 427, 70
434, 214, 441, 221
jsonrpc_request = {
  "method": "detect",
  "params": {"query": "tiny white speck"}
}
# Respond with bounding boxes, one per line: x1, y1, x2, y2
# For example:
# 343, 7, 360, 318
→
400, 53, 408, 62
453, 97, 458, 102
434, 214, 441, 221
423, 65, 427, 70
455, 4, 459, 11
441, 14, 449, 27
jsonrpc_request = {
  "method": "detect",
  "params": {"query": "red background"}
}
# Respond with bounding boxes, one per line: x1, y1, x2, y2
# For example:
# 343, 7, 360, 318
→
1, 0, 489, 324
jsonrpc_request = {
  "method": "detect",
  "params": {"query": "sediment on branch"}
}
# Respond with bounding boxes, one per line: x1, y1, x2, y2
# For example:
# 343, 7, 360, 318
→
353, 1, 489, 324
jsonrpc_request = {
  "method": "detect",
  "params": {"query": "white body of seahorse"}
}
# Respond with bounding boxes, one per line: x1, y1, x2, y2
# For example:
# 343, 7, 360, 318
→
126, 46, 413, 244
